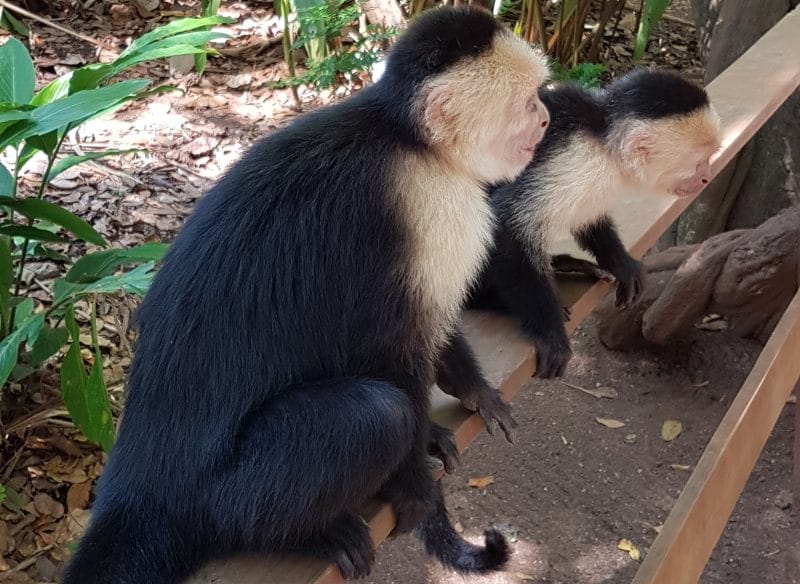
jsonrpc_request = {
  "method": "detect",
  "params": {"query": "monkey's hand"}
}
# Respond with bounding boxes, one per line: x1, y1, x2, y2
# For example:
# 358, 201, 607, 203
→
458, 384, 517, 444
428, 422, 459, 473
531, 329, 573, 379
610, 257, 645, 309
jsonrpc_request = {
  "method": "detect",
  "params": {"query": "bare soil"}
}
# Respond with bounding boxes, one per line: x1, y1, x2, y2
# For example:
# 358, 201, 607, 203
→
370, 321, 799, 584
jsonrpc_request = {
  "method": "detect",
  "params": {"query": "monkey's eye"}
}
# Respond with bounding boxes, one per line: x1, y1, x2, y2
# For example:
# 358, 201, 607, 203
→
526, 95, 539, 113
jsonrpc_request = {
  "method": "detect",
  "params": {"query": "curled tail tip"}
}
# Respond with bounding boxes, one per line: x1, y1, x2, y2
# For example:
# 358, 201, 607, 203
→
480, 528, 511, 571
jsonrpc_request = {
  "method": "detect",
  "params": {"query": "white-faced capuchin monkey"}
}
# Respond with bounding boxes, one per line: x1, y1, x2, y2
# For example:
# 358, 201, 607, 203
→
62, 7, 550, 584
435, 69, 721, 409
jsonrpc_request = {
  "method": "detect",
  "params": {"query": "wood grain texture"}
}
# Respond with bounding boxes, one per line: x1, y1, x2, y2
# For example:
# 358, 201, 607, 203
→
632, 290, 800, 584
191, 6, 800, 582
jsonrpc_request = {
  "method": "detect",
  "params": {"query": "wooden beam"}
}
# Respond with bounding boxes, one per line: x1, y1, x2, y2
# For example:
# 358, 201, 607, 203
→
632, 291, 800, 584
191, 6, 800, 583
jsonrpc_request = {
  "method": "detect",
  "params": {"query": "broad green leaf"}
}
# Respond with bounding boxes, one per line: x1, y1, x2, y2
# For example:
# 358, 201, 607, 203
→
31, 243, 69, 262
0, 163, 12, 196
25, 323, 68, 367
119, 16, 233, 59
31, 74, 73, 106
60, 305, 114, 451
68, 64, 115, 94
0, 309, 44, 388
1, 10, 28, 36
0, 239, 11, 327
0, 483, 5, 507
634, 0, 672, 61
0, 196, 107, 246
54, 262, 157, 304
114, 33, 227, 71
16, 142, 39, 173
49, 148, 146, 182
66, 242, 169, 283
26, 130, 60, 156
0, 224, 66, 243
0, 38, 35, 104
0, 79, 150, 150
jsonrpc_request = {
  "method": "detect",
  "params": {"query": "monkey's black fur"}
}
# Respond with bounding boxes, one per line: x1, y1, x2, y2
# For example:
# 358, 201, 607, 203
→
63, 7, 511, 583
455, 70, 709, 379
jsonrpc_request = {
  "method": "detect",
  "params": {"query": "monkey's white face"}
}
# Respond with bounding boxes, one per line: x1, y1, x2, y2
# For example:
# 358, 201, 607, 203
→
420, 31, 551, 185
486, 92, 550, 180
622, 106, 721, 198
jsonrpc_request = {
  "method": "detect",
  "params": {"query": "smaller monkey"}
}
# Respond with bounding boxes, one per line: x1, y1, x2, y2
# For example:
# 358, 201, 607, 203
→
464, 69, 722, 378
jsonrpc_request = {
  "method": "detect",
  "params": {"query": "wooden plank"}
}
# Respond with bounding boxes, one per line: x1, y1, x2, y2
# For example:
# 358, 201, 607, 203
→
632, 291, 800, 584
193, 7, 800, 582
794, 382, 800, 500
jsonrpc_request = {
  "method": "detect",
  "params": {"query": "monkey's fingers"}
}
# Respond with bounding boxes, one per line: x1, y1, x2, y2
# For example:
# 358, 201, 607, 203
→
477, 399, 517, 444
534, 339, 572, 379
428, 423, 459, 474
562, 305, 572, 322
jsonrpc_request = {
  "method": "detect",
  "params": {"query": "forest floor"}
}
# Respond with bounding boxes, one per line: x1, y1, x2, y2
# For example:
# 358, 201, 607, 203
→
0, 1, 796, 583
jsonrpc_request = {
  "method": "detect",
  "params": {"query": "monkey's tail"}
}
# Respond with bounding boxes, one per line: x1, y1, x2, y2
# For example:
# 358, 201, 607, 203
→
415, 489, 509, 574
63, 505, 201, 584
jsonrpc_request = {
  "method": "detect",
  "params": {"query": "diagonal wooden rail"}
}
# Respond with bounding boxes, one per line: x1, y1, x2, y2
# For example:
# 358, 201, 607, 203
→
191, 6, 800, 582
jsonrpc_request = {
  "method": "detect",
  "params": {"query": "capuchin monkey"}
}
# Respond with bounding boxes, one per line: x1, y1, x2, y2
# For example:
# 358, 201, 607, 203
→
62, 7, 550, 584
461, 69, 722, 379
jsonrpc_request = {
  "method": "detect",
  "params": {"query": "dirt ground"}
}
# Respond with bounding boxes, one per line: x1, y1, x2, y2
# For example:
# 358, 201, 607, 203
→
369, 319, 799, 584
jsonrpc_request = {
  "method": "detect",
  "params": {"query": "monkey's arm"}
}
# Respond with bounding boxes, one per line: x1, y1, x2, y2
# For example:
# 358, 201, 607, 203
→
484, 228, 572, 378
435, 327, 517, 444
573, 214, 644, 308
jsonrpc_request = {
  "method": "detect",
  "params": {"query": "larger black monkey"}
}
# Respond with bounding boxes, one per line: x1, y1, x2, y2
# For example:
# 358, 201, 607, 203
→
63, 7, 551, 583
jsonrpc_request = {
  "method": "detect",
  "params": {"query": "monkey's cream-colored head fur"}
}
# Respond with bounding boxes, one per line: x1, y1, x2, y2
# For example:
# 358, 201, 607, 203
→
420, 30, 551, 185
613, 104, 722, 194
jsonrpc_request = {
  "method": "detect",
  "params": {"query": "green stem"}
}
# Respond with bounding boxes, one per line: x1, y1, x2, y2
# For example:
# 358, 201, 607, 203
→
281, 0, 301, 109
8, 142, 63, 332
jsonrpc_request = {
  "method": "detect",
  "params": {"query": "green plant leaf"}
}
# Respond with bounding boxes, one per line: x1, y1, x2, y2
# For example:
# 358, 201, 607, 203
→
0, 163, 12, 196
0, 79, 150, 150
60, 304, 114, 451
0, 239, 11, 328
31, 74, 73, 106
0, 224, 67, 243
0, 483, 5, 507
66, 242, 169, 283
0, 37, 35, 104
119, 16, 233, 58
0, 307, 44, 388
634, 0, 672, 61
25, 323, 68, 367
26, 130, 60, 156
1, 10, 29, 36
54, 262, 157, 304
49, 148, 146, 182
0, 196, 107, 246
114, 33, 228, 71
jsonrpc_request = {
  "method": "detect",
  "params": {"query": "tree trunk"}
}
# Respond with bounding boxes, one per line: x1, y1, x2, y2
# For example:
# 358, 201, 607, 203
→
671, 0, 800, 246
359, 0, 405, 29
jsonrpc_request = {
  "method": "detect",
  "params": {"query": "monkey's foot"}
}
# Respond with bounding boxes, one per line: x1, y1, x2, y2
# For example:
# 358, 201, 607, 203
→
459, 387, 517, 444
428, 422, 459, 474
562, 305, 572, 322
552, 255, 615, 282
531, 332, 573, 379
610, 257, 645, 309
298, 513, 375, 579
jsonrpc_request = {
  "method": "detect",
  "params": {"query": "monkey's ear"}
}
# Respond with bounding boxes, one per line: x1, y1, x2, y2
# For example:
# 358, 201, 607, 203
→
620, 123, 653, 170
424, 86, 454, 143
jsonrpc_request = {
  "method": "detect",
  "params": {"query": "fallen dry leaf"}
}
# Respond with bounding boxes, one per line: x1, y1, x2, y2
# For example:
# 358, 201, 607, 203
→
670, 464, 692, 472
468, 476, 495, 489
617, 538, 641, 561
596, 417, 625, 429
561, 381, 618, 399
33, 494, 64, 519
692, 380, 710, 388
517, 573, 536, 581
661, 419, 683, 442
67, 481, 93, 512
624, 433, 637, 444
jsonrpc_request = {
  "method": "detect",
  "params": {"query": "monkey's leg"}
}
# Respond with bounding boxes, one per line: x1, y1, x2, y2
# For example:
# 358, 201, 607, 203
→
574, 215, 644, 309
551, 254, 616, 282
488, 231, 572, 378
222, 378, 416, 578
436, 329, 517, 443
